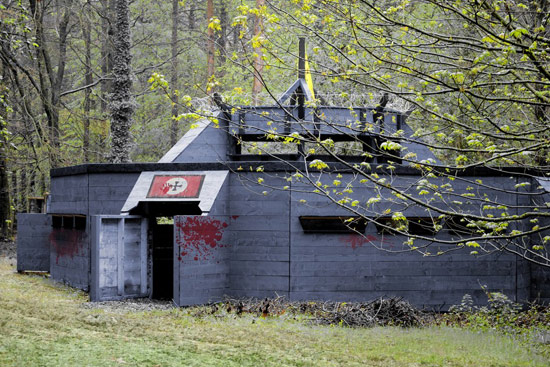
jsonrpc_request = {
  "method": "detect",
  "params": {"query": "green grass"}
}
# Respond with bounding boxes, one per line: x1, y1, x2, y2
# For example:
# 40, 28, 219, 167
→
0, 258, 548, 367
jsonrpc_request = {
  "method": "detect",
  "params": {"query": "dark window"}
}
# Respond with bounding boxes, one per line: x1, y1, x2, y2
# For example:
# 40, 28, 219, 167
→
445, 216, 472, 236
408, 217, 440, 235
74, 216, 86, 230
375, 217, 439, 235
52, 215, 62, 228
62, 216, 73, 229
374, 217, 402, 235
52, 215, 86, 230
299, 216, 368, 234
445, 216, 503, 236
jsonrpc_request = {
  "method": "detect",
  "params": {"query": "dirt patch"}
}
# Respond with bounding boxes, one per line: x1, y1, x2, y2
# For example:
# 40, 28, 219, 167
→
0, 240, 16, 259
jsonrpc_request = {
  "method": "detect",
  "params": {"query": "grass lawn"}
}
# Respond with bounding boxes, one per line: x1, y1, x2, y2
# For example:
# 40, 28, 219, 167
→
0, 258, 548, 367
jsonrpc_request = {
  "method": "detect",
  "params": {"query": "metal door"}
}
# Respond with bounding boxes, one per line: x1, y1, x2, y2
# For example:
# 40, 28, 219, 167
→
90, 215, 148, 301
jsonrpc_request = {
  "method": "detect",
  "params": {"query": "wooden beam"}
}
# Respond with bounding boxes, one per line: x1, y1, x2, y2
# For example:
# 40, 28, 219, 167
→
117, 218, 124, 296
90, 216, 101, 301
140, 217, 148, 296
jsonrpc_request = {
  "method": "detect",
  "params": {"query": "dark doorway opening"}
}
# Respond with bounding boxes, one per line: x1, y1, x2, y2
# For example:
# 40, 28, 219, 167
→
151, 219, 174, 300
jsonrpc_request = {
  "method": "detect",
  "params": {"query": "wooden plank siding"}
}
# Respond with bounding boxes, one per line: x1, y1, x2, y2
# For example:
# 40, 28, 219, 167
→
16, 214, 51, 272
174, 215, 232, 306
40, 167, 550, 307
220, 173, 526, 309
226, 174, 290, 299
49, 225, 90, 291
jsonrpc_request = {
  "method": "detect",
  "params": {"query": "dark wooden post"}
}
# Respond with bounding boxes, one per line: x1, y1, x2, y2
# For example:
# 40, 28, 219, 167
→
297, 37, 306, 157
298, 37, 306, 80
297, 37, 305, 120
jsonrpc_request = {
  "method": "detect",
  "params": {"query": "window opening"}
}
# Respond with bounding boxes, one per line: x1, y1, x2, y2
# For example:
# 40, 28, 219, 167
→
52, 214, 86, 230
74, 216, 86, 230
445, 216, 505, 236
375, 217, 403, 235
408, 217, 440, 235
299, 216, 368, 234
375, 216, 439, 235
52, 215, 63, 228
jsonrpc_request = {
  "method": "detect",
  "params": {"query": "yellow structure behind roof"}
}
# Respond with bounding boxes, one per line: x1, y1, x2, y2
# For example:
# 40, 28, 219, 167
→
304, 53, 315, 99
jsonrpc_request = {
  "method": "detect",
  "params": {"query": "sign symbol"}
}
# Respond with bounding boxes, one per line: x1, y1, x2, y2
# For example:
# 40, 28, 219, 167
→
147, 175, 204, 198
163, 178, 188, 195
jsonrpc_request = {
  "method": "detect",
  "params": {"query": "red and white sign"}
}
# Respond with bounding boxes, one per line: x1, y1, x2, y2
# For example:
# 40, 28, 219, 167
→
147, 175, 205, 198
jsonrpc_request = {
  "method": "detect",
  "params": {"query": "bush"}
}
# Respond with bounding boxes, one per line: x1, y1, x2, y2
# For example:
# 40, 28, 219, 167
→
442, 290, 550, 357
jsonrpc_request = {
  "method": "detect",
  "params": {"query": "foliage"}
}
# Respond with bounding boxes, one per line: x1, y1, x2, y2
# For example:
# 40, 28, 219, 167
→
441, 290, 550, 358
0, 0, 293, 213
2, 0, 550, 267
193, 0, 550, 267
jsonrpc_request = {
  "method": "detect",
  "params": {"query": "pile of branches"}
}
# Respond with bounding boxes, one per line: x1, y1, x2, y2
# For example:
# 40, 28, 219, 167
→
310, 297, 425, 328
217, 296, 426, 328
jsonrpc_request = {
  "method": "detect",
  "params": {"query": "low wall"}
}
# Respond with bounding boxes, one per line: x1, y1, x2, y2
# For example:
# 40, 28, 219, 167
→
220, 173, 532, 309
174, 215, 231, 306
16, 213, 51, 272
49, 225, 89, 291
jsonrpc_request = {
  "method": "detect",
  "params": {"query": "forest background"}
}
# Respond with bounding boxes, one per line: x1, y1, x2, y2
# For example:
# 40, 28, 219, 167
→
0, 0, 285, 238
1, 0, 549, 265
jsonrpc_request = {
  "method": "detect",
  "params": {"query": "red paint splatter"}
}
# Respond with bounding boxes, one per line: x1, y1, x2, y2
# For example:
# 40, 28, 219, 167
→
161, 183, 171, 195
49, 228, 87, 264
340, 234, 390, 249
175, 217, 229, 261
231, 215, 239, 220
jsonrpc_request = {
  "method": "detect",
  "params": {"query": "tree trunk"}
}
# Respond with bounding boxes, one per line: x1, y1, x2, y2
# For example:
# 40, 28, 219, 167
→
20, 169, 26, 213
170, 0, 179, 146
109, 0, 134, 163
218, 0, 227, 65
100, 0, 116, 111
29, 0, 71, 167
251, 0, 265, 105
11, 170, 18, 214
188, 3, 195, 31
206, 0, 215, 89
50, 7, 71, 153
532, 0, 550, 166
99, 0, 115, 161
0, 64, 11, 241
83, 19, 93, 163
29, 0, 55, 160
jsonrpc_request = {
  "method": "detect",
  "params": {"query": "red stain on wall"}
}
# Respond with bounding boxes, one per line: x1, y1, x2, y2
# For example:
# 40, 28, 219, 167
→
49, 228, 87, 264
161, 184, 171, 195
340, 234, 390, 249
175, 217, 229, 261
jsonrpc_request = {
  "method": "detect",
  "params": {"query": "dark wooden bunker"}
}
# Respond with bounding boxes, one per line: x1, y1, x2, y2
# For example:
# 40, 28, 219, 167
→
16, 81, 550, 309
